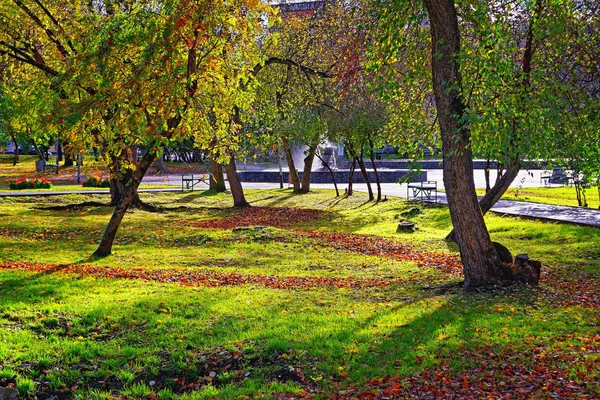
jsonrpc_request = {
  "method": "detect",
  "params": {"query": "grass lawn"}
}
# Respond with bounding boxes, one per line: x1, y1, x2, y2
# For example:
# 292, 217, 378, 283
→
0, 189, 598, 399
477, 186, 600, 209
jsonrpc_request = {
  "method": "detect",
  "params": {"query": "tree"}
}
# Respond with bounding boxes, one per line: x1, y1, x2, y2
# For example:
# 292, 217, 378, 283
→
253, 1, 350, 194
371, 0, 598, 286
1, 0, 271, 256
374, 0, 599, 242
421, 0, 513, 287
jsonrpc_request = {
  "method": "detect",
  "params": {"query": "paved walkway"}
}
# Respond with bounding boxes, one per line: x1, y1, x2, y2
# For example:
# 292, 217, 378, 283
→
309, 182, 600, 228
1, 178, 599, 228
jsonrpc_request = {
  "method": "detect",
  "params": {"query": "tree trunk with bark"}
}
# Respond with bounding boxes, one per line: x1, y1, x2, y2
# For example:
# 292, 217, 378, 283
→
484, 159, 491, 193
154, 154, 167, 174
300, 144, 317, 193
226, 153, 249, 207
446, 161, 521, 241
347, 158, 356, 196
63, 153, 74, 167
10, 136, 18, 165
356, 155, 374, 201
209, 159, 226, 192
57, 141, 63, 162
315, 152, 339, 196
94, 150, 157, 257
369, 139, 382, 202
109, 177, 124, 206
59, 140, 75, 167
424, 0, 513, 288
282, 136, 301, 193
61, 140, 74, 167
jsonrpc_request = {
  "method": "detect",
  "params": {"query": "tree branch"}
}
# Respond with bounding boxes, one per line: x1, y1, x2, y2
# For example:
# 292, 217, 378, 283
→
12, 0, 71, 58
31, 0, 77, 53
0, 41, 59, 76
253, 56, 332, 78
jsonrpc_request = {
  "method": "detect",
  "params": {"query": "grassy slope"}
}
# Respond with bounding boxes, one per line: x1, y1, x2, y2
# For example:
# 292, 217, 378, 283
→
0, 190, 598, 399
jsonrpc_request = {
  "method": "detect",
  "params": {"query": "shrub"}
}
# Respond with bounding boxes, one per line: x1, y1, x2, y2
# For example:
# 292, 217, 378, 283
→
8, 177, 52, 190
82, 176, 110, 188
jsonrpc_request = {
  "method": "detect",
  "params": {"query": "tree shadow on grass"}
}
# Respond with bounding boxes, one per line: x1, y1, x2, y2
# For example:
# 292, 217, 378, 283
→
250, 192, 298, 208
6, 267, 587, 398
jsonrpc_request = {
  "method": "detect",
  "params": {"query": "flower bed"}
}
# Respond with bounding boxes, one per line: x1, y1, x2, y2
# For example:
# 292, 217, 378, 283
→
82, 176, 110, 188
9, 177, 52, 190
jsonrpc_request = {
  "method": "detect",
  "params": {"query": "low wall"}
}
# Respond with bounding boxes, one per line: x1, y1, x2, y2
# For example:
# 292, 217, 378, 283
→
337, 159, 548, 170
238, 170, 427, 184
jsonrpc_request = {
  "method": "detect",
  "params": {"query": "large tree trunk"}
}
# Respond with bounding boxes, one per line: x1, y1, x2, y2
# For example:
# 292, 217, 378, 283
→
424, 0, 512, 288
300, 144, 317, 193
209, 159, 226, 192
108, 174, 144, 208
94, 151, 157, 257
282, 136, 301, 193
109, 177, 124, 206
446, 161, 521, 241
356, 154, 374, 201
226, 153, 249, 207
63, 152, 74, 167
62, 140, 74, 167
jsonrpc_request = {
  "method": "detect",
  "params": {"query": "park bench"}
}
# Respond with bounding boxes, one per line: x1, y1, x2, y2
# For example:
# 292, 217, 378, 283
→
540, 167, 573, 186
181, 174, 208, 191
407, 180, 437, 202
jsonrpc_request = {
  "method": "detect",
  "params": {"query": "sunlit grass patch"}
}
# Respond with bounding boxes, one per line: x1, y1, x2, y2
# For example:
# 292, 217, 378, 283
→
0, 189, 598, 398
477, 186, 600, 209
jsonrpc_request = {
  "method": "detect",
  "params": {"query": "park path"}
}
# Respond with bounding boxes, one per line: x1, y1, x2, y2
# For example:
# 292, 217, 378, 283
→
1, 178, 599, 228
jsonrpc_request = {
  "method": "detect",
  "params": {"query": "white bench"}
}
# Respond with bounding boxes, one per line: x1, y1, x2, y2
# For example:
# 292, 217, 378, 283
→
407, 181, 437, 202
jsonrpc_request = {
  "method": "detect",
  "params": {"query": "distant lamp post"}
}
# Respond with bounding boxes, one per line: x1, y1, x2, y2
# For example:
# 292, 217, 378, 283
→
77, 154, 82, 184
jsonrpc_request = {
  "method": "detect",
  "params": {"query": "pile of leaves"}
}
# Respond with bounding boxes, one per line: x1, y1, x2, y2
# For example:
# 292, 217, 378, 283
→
192, 207, 329, 229
541, 267, 600, 309
299, 231, 462, 274
326, 344, 600, 399
190, 206, 462, 274
0, 261, 414, 290
8, 177, 52, 190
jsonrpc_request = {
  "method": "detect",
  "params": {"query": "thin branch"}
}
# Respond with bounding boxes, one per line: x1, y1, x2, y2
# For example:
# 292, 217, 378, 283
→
0, 41, 59, 76
253, 56, 332, 78
31, 0, 76, 53
12, 0, 70, 58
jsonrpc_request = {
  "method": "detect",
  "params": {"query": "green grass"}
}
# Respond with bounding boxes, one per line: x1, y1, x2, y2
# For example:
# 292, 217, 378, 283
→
0, 189, 598, 398
477, 186, 600, 209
